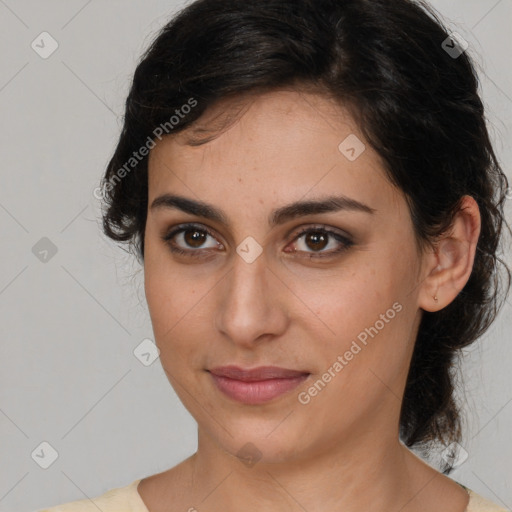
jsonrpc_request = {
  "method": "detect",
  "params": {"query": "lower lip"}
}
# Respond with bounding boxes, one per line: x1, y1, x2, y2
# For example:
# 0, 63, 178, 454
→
209, 372, 310, 404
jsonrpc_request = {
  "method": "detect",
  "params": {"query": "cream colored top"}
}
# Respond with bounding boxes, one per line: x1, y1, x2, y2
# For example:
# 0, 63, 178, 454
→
38, 478, 510, 512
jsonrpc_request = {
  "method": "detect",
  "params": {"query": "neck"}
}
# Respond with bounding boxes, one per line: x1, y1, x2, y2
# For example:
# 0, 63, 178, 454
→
182, 429, 439, 512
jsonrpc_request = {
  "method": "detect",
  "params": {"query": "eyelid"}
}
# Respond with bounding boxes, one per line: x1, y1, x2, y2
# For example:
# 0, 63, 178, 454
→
161, 222, 354, 257
162, 222, 223, 257
285, 223, 352, 243
286, 224, 354, 258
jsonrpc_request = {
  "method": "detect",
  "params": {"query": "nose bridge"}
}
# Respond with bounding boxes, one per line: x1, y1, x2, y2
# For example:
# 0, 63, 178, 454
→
225, 252, 271, 318
215, 251, 285, 345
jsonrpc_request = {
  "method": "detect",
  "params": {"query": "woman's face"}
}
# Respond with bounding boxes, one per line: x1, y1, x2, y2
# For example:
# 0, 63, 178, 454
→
144, 90, 430, 464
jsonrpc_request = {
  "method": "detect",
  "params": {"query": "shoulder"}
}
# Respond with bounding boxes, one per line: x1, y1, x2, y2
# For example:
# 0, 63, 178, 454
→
467, 489, 510, 512
37, 479, 148, 512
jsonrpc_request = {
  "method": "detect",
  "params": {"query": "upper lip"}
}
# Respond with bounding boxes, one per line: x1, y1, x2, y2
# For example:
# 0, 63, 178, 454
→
208, 366, 309, 381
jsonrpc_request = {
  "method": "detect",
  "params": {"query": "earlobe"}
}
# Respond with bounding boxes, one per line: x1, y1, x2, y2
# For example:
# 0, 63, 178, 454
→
419, 195, 481, 312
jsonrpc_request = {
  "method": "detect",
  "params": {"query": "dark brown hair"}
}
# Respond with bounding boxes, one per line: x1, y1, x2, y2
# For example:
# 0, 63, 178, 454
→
99, 0, 511, 472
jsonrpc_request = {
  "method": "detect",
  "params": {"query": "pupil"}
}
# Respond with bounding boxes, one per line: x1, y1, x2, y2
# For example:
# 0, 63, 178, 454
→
307, 232, 327, 251
185, 229, 206, 248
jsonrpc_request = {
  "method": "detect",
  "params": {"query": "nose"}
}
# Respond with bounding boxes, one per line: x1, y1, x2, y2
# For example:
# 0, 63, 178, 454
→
214, 252, 289, 348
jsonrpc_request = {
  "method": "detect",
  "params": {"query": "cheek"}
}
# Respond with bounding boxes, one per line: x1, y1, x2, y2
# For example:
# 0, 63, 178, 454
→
331, 268, 419, 395
288, 259, 385, 332
144, 230, 187, 318
143, 244, 211, 372
299, 250, 416, 369
144, 241, 182, 342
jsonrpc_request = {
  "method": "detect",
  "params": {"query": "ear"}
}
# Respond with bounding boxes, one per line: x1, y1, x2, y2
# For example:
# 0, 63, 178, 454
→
418, 195, 481, 312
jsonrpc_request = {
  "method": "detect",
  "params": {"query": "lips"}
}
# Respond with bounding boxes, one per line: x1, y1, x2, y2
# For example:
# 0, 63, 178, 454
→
209, 366, 309, 381
208, 366, 310, 404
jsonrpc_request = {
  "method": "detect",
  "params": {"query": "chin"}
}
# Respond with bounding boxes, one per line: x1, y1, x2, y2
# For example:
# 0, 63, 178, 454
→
206, 420, 309, 467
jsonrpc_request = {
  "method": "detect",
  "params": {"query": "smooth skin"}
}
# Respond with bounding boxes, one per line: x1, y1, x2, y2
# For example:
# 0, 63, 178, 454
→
139, 89, 480, 512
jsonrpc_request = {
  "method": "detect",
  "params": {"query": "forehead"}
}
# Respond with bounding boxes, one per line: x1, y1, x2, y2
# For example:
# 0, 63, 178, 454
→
147, 89, 398, 217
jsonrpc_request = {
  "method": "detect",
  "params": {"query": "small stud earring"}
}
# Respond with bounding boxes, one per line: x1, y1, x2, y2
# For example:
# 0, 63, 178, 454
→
433, 295, 439, 303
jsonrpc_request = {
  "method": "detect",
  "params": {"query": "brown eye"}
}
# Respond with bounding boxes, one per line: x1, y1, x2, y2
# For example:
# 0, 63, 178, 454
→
162, 223, 222, 257
162, 223, 353, 260
183, 228, 208, 248
303, 231, 329, 252
287, 226, 354, 258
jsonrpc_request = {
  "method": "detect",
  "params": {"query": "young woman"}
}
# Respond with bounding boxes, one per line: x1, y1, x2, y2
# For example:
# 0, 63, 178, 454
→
40, 0, 511, 510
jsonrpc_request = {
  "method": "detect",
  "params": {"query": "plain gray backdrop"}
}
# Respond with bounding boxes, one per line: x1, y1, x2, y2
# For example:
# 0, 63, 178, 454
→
0, 1, 511, 511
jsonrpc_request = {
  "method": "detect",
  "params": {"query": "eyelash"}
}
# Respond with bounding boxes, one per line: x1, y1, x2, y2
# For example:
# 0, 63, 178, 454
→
161, 222, 354, 260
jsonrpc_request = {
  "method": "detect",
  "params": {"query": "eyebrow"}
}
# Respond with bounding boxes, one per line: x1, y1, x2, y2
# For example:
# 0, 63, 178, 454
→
150, 193, 376, 228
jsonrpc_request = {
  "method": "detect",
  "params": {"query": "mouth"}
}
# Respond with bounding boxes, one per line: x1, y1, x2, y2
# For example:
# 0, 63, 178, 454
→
207, 366, 311, 404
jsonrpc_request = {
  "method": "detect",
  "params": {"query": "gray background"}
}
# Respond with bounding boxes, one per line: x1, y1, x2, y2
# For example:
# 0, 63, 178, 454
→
0, 1, 510, 511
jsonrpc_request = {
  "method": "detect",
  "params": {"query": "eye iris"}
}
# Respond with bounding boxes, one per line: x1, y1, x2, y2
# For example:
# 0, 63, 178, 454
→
306, 232, 328, 251
184, 229, 207, 248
